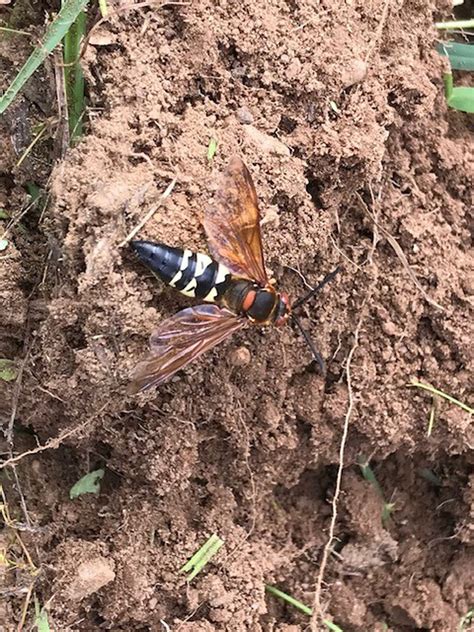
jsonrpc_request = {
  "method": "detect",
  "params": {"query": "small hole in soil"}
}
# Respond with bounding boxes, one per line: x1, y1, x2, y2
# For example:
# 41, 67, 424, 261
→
218, 40, 240, 69
304, 359, 322, 374
278, 114, 297, 134
194, 476, 209, 487
131, 141, 152, 155
324, 366, 344, 393
64, 324, 87, 351
387, 91, 398, 107
305, 173, 326, 209
0, 172, 15, 195
295, 417, 312, 441
333, 532, 350, 553
270, 191, 290, 211
391, 172, 412, 195
194, 76, 221, 104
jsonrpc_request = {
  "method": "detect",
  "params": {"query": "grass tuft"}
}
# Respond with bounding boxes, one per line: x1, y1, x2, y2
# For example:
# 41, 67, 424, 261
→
179, 534, 224, 581
0, 0, 89, 116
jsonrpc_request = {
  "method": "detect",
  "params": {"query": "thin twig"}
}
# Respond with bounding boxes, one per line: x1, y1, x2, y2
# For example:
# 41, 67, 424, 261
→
7, 340, 32, 446
1, 194, 43, 243
52, 47, 70, 158
0, 402, 110, 471
16, 125, 47, 168
18, 581, 35, 631
11, 465, 32, 530
355, 192, 443, 311
285, 264, 314, 290
364, 0, 391, 64
118, 177, 177, 247
311, 298, 368, 627
328, 235, 363, 272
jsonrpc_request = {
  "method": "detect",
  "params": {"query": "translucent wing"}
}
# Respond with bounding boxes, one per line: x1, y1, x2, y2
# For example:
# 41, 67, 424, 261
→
203, 156, 268, 286
128, 304, 245, 393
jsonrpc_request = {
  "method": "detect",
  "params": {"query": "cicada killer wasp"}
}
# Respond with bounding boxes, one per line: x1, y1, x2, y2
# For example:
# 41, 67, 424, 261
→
128, 156, 339, 393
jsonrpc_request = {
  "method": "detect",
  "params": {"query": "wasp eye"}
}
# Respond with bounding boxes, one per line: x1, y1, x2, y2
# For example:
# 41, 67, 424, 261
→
274, 294, 290, 326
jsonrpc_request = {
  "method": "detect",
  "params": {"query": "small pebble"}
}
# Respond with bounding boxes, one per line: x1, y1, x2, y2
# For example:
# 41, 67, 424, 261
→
341, 58, 367, 88
230, 346, 251, 367
236, 106, 254, 125
244, 125, 290, 156
286, 57, 302, 80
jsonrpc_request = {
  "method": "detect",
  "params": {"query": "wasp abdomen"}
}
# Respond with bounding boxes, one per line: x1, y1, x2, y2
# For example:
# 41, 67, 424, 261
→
132, 240, 231, 302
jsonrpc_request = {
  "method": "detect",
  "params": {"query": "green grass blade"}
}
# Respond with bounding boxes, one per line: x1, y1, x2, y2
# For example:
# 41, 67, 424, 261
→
447, 87, 474, 113
358, 457, 384, 499
437, 42, 474, 70
265, 586, 343, 630
180, 534, 224, 581
0, 359, 17, 381
207, 137, 218, 162
357, 456, 394, 526
435, 19, 474, 30
437, 42, 474, 59
265, 586, 313, 616
63, 8, 86, 139
410, 380, 474, 414
417, 468, 442, 487
98, 0, 109, 17
459, 608, 474, 631
69, 469, 104, 499
34, 596, 51, 632
0, 0, 90, 116
448, 56, 474, 71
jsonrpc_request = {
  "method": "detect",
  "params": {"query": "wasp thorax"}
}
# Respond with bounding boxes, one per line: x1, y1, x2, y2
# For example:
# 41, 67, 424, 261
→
246, 289, 277, 322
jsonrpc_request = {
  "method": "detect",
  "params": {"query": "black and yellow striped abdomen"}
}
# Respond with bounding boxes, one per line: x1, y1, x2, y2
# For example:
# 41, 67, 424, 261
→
131, 240, 232, 303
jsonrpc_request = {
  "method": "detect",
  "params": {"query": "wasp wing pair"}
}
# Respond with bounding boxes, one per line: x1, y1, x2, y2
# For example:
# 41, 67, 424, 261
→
129, 157, 271, 393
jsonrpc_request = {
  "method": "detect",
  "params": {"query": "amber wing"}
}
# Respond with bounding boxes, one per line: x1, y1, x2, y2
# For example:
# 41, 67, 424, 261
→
128, 305, 246, 393
203, 156, 268, 286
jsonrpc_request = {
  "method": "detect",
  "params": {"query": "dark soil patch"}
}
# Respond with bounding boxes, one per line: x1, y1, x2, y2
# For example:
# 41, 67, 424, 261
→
1, 0, 473, 630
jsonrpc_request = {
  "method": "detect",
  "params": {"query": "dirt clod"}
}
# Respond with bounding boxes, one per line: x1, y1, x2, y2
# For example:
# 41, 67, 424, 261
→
67, 557, 116, 602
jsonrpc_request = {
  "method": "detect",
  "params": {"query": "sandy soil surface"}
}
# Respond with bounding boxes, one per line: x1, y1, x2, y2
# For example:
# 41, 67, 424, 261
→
1, 0, 473, 630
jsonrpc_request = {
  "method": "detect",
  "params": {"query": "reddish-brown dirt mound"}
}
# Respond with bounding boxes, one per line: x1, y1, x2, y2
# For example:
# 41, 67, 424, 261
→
1, 0, 473, 630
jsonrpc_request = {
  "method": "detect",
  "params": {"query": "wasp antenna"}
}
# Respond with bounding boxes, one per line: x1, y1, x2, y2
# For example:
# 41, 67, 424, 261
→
291, 314, 326, 374
293, 266, 341, 310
